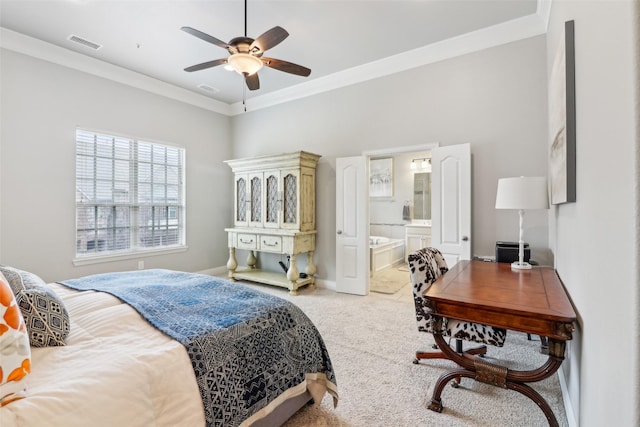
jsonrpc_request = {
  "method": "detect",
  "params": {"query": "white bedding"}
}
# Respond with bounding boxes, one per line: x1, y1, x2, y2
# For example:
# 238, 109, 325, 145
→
0, 283, 206, 427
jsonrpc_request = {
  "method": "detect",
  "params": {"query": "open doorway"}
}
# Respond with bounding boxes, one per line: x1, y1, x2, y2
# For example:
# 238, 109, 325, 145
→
336, 143, 471, 295
365, 144, 437, 294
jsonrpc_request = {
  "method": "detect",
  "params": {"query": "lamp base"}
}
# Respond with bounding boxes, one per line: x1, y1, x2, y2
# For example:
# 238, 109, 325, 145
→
511, 261, 533, 270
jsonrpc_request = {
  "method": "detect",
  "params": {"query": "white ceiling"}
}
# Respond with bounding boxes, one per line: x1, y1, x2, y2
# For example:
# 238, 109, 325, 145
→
0, 0, 542, 111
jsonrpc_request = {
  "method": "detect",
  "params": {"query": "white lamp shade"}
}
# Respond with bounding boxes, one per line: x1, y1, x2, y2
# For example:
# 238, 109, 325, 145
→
227, 53, 263, 75
495, 177, 549, 210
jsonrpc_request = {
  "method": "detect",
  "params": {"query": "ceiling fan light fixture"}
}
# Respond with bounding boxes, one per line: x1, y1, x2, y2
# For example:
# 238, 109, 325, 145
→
227, 53, 263, 75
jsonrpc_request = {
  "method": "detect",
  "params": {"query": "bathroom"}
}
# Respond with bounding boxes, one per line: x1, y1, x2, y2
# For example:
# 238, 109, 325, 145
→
369, 150, 432, 279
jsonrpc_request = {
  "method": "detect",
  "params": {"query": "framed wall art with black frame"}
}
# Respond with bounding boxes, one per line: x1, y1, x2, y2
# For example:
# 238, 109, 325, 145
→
549, 20, 576, 205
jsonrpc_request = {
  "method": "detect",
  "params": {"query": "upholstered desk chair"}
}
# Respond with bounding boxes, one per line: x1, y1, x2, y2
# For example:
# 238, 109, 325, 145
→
408, 247, 507, 365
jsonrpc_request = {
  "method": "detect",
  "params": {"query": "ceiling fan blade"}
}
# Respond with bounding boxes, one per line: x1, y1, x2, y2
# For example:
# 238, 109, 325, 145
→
181, 26, 229, 49
261, 57, 311, 77
245, 73, 260, 91
250, 26, 289, 52
184, 58, 227, 72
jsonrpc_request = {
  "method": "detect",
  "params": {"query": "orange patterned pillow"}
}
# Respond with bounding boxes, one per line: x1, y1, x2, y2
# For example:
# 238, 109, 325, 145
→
0, 271, 31, 406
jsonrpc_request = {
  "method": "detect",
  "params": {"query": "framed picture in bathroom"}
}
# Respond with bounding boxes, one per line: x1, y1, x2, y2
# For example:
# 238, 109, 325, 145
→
369, 157, 393, 198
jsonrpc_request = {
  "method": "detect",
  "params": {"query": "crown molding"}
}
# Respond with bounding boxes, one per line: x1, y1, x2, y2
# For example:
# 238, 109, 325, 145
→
0, 27, 231, 116
2, 3, 548, 117
232, 11, 547, 115
537, 0, 553, 32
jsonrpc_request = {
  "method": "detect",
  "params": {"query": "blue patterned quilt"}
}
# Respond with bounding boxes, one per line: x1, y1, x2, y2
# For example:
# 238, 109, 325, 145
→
59, 269, 336, 427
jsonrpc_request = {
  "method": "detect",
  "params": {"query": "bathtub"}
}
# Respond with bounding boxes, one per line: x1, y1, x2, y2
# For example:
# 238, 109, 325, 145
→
370, 236, 405, 273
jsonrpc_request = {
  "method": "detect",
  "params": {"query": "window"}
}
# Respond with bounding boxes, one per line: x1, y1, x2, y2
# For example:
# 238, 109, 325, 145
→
75, 129, 185, 259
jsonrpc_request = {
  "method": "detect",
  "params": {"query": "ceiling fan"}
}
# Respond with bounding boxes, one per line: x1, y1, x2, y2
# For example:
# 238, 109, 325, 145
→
181, 0, 311, 93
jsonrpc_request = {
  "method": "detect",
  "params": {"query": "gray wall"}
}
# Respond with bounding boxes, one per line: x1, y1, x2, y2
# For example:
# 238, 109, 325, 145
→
547, 1, 639, 426
231, 35, 550, 281
0, 49, 232, 282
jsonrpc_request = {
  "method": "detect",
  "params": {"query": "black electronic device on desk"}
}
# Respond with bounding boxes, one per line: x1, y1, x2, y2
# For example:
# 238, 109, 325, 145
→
495, 241, 531, 264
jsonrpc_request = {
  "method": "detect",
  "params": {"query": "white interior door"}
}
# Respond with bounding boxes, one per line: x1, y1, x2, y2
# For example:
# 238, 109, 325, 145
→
431, 143, 471, 267
335, 156, 369, 295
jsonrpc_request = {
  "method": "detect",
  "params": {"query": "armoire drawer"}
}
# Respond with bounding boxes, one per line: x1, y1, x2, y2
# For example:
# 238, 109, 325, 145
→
237, 234, 257, 250
259, 235, 283, 253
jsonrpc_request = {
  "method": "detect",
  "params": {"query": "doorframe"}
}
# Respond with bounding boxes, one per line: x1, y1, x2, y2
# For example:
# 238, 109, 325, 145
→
363, 143, 440, 159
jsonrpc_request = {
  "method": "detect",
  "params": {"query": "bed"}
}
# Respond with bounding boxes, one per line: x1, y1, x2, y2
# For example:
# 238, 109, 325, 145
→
0, 267, 337, 427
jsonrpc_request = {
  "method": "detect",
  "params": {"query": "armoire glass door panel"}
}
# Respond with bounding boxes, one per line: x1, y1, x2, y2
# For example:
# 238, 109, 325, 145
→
249, 174, 262, 226
265, 172, 281, 229
283, 172, 298, 225
234, 175, 248, 227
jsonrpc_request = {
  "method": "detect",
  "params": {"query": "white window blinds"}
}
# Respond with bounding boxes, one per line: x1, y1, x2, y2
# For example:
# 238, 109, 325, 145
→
75, 129, 185, 257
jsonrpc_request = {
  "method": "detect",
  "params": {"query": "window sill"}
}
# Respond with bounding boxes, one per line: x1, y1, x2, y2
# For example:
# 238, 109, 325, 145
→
73, 246, 188, 267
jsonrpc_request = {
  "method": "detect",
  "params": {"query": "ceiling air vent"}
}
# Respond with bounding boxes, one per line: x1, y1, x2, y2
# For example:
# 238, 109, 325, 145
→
67, 34, 102, 50
197, 84, 220, 94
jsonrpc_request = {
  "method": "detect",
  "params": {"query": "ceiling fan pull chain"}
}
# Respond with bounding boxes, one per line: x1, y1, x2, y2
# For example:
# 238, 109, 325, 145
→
243, 82, 247, 112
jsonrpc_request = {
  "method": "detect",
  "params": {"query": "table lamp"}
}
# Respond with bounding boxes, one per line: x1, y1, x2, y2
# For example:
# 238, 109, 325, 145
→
495, 176, 549, 270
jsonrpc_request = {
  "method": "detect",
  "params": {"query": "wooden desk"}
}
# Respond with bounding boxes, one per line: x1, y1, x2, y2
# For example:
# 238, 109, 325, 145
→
424, 260, 576, 427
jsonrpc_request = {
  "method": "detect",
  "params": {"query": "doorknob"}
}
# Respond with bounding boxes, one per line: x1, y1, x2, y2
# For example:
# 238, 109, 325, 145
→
462, 236, 469, 241
337, 230, 343, 235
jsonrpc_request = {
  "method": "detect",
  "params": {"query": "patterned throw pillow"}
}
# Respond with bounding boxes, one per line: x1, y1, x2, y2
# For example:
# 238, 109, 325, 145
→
0, 272, 31, 406
0, 266, 70, 347
0, 266, 46, 295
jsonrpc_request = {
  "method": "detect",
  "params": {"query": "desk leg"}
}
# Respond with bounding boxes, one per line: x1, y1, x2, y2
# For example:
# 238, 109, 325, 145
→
428, 332, 565, 427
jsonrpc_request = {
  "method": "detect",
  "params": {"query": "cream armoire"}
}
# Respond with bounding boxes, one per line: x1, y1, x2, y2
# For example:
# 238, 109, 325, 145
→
224, 151, 320, 295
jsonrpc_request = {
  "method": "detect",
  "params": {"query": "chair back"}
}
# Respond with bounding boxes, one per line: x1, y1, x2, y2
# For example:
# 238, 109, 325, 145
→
408, 247, 448, 334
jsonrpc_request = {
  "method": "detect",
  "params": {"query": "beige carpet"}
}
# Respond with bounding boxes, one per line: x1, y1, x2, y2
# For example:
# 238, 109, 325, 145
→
370, 266, 411, 294
238, 281, 569, 427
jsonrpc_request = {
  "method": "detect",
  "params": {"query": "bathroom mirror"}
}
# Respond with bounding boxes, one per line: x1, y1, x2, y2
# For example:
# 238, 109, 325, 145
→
413, 172, 431, 220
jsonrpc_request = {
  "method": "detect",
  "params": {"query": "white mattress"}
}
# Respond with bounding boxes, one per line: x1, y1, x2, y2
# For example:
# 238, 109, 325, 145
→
0, 283, 205, 427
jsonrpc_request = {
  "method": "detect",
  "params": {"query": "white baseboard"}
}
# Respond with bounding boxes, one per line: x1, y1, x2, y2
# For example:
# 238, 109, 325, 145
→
557, 365, 578, 427
313, 278, 336, 291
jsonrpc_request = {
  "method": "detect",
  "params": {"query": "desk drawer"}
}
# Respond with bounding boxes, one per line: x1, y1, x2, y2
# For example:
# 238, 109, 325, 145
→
260, 235, 283, 253
237, 233, 257, 250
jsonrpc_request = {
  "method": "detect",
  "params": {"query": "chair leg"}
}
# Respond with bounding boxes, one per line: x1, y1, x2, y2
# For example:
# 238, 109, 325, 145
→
414, 339, 481, 387
455, 339, 487, 356
539, 336, 549, 354
464, 345, 488, 357
526, 334, 550, 354
414, 349, 449, 362
414, 339, 487, 364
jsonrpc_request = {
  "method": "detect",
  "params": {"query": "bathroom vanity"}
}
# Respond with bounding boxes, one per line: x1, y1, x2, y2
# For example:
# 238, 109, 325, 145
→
405, 223, 431, 260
